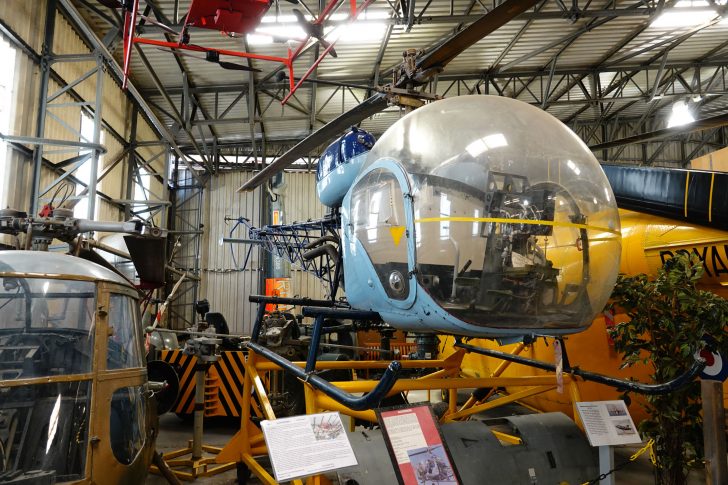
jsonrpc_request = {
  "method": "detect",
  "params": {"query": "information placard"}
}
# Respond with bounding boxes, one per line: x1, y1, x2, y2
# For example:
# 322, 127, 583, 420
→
576, 400, 642, 447
261, 412, 358, 482
376, 403, 461, 485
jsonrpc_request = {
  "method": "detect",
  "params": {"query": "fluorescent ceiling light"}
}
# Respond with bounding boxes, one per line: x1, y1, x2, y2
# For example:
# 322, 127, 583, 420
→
256, 10, 390, 44
360, 10, 392, 20
260, 14, 300, 23
326, 21, 387, 42
331, 10, 390, 21
667, 100, 695, 128
247, 34, 274, 45
255, 24, 307, 40
651, 1, 718, 28
675, 0, 711, 5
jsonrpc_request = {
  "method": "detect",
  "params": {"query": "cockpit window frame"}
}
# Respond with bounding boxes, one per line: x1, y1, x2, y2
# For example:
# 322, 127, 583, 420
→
349, 159, 418, 310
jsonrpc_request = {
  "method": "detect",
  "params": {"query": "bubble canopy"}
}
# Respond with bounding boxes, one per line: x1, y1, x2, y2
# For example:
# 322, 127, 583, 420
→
364, 95, 614, 195
349, 95, 621, 334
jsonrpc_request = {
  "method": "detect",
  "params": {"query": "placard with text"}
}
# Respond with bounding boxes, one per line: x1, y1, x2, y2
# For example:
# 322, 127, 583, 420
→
576, 400, 642, 447
261, 412, 357, 482
376, 403, 461, 485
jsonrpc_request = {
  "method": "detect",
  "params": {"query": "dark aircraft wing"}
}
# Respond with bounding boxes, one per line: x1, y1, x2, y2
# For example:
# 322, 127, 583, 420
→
590, 113, 728, 151
603, 164, 728, 231
237, 0, 539, 192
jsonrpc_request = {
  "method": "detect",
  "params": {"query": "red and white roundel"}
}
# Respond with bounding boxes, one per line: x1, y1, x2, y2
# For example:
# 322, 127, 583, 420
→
697, 348, 728, 382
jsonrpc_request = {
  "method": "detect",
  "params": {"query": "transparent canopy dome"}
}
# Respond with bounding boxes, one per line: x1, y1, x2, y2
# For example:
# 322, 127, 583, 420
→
357, 95, 621, 332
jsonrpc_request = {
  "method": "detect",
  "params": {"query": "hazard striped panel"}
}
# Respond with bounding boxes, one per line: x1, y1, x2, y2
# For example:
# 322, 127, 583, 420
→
159, 350, 247, 418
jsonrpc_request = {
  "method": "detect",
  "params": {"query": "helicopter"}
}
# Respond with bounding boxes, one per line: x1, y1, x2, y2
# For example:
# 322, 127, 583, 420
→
227, 0, 708, 417
0, 208, 177, 484
99, 0, 374, 97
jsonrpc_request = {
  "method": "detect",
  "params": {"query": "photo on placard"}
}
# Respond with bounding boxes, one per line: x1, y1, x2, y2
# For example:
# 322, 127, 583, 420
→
376, 403, 462, 485
613, 419, 637, 435
606, 403, 627, 417
407, 445, 457, 485
311, 414, 345, 441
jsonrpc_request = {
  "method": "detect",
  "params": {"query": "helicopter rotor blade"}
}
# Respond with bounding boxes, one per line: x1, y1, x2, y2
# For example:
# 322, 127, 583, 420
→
156, 47, 206, 61
292, 9, 311, 31
158, 48, 261, 73
292, 9, 338, 58
218, 60, 261, 72
277, 71, 370, 90
237, 94, 389, 192
314, 36, 338, 58
589, 112, 728, 151
411, 0, 540, 79
238, 0, 535, 192
138, 14, 179, 35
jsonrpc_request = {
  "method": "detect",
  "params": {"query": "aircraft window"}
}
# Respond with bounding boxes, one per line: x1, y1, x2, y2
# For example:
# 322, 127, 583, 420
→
107, 294, 144, 370
0, 380, 91, 481
0, 278, 95, 378
351, 168, 410, 300
361, 95, 622, 331
412, 172, 598, 329
109, 385, 146, 465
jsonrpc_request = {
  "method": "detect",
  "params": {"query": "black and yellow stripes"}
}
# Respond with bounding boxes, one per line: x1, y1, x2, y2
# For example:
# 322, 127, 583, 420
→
213, 351, 247, 417
160, 350, 247, 418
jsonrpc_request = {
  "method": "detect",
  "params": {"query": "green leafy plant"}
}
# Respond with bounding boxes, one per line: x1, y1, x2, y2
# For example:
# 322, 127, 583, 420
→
606, 252, 728, 485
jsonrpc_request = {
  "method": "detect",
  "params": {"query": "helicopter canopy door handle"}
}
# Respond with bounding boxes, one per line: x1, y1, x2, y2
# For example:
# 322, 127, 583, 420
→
246, 341, 402, 411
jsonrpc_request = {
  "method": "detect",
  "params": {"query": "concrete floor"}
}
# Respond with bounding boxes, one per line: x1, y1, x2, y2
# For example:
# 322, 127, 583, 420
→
148, 414, 242, 484
147, 392, 709, 485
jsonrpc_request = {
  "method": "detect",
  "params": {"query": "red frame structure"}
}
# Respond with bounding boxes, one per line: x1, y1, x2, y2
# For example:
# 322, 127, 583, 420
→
118, 0, 375, 104
282, 0, 376, 105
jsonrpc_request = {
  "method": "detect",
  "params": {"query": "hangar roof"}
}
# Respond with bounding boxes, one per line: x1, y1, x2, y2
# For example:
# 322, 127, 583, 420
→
71, 0, 728, 169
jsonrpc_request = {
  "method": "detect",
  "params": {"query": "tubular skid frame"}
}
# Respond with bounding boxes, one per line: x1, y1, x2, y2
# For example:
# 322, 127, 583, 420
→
214, 344, 588, 484
454, 338, 706, 395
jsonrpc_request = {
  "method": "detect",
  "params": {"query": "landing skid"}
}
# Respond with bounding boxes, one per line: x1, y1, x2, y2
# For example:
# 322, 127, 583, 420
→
454, 338, 705, 395
214, 296, 706, 484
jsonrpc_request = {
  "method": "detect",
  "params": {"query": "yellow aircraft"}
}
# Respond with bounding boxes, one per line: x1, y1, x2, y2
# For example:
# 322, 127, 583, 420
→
443, 166, 728, 423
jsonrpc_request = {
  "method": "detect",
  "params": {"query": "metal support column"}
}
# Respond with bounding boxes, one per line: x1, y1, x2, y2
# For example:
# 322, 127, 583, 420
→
25, 0, 107, 220
30, 0, 57, 216
87, 51, 104, 219
167, 164, 204, 328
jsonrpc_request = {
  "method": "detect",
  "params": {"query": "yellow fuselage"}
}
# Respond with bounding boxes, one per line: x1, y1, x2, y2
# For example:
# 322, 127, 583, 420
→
444, 209, 728, 422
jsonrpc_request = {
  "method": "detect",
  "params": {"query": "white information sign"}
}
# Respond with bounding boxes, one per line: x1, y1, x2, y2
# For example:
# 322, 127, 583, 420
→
576, 400, 642, 447
261, 412, 358, 482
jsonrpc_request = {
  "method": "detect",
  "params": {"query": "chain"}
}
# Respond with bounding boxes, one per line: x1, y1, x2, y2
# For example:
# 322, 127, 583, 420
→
580, 440, 655, 485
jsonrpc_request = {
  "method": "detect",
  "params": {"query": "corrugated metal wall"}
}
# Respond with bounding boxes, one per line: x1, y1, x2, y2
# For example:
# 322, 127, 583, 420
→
200, 170, 325, 335
0, 0, 165, 225
281, 172, 330, 304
